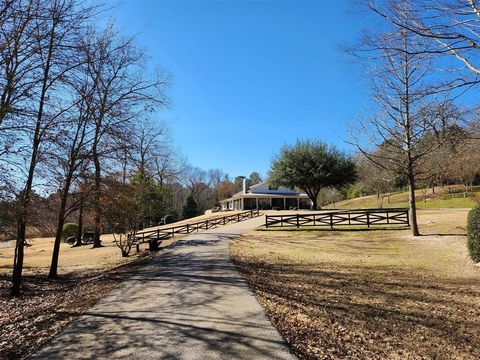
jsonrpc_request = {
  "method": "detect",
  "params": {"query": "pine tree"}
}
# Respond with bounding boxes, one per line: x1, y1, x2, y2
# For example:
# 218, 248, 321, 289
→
182, 194, 198, 219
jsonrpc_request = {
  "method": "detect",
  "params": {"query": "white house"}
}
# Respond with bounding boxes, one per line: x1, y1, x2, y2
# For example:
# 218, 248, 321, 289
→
220, 179, 312, 211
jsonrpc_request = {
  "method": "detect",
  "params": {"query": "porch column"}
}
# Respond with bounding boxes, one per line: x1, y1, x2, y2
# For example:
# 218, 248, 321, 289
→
269, 197, 272, 207
283, 198, 286, 210
297, 198, 300, 209
256, 198, 259, 209
241, 198, 244, 210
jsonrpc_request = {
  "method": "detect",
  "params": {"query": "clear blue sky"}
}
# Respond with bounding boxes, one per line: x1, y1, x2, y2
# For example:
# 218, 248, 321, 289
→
113, 0, 369, 178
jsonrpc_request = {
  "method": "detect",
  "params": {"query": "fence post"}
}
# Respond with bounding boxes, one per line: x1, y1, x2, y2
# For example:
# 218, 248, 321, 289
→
187, 224, 190, 233
157, 229, 160, 239
296, 214, 299, 229
406, 209, 410, 227
367, 211, 370, 228
265, 214, 268, 228
329, 213, 333, 229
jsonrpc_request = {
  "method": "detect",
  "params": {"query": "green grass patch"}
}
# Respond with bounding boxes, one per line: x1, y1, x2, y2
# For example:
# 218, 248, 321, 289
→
329, 190, 476, 210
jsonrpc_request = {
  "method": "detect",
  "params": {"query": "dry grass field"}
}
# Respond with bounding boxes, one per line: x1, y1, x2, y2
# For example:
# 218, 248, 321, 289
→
232, 209, 480, 359
0, 210, 239, 276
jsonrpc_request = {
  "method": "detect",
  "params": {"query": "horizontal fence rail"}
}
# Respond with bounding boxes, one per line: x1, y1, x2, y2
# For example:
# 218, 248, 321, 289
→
265, 208, 409, 229
131, 209, 261, 251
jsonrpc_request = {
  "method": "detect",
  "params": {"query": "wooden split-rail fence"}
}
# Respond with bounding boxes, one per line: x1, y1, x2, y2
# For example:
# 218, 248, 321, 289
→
132, 209, 261, 252
264, 208, 409, 229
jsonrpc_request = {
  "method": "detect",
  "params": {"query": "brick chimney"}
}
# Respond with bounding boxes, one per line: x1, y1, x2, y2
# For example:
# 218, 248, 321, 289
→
243, 178, 250, 194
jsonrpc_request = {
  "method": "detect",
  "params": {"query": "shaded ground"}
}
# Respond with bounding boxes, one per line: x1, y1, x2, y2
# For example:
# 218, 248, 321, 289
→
0, 252, 156, 359
232, 209, 480, 359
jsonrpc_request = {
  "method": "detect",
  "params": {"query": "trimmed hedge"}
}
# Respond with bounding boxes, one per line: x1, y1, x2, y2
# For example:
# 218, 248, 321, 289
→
62, 223, 79, 242
467, 203, 480, 262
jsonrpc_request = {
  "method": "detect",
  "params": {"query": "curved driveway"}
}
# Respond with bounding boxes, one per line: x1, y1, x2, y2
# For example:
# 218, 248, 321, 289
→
31, 216, 295, 360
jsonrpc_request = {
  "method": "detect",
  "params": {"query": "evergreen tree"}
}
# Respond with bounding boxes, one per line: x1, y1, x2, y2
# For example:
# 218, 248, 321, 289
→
182, 194, 199, 219
249, 172, 262, 185
269, 140, 357, 209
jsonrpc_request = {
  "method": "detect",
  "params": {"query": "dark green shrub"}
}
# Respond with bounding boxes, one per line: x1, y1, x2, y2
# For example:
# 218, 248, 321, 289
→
163, 213, 177, 224
467, 203, 480, 262
62, 223, 79, 242
182, 195, 199, 219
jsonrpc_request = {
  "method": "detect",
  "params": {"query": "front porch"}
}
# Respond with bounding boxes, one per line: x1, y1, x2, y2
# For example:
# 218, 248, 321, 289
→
222, 196, 312, 211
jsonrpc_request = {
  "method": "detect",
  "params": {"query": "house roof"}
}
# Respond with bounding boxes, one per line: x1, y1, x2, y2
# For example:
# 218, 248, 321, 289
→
220, 181, 309, 202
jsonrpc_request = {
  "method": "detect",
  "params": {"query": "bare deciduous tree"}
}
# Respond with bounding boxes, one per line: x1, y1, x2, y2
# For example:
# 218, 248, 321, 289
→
11, 0, 93, 296
350, 24, 457, 236
356, 153, 396, 208
103, 178, 140, 257
369, 0, 480, 83
48, 60, 98, 278
83, 27, 168, 248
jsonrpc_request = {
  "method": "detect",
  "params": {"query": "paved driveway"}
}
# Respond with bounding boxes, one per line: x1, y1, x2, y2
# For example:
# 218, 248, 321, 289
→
31, 217, 295, 360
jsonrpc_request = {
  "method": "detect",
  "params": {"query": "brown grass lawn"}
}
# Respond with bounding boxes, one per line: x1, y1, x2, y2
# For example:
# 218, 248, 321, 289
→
232, 209, 480, 359
0, 210, 239, 276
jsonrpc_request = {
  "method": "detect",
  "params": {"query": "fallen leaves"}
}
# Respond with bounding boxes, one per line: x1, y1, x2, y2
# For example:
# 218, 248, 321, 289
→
0, 252, 154, 359
232, 236, 480, 360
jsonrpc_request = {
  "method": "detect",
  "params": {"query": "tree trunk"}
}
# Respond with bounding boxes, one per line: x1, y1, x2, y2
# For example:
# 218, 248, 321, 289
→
408, 172, 420, 236
92, 134, 102, 248
11, 221, 26, 296
48, 174, 73, 278
310, 194, 318, 210
74, 196, 83, 247
12, 147, 38, 295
